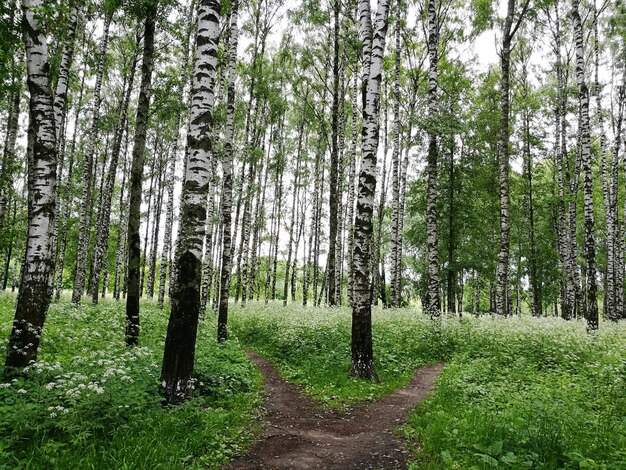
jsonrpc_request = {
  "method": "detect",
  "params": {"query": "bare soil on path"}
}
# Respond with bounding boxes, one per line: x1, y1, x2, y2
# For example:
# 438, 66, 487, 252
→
229, 351, 443, 470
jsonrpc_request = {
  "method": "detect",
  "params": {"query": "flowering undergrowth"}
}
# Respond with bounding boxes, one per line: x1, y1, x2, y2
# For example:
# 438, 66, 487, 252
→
0, 293, 261, 469
230, 304, 626, 469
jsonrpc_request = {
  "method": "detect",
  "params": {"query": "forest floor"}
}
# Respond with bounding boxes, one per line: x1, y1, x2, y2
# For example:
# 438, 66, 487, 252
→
1, 295, 626, 469
230, 351, 443, 469
232, 305, 626, 469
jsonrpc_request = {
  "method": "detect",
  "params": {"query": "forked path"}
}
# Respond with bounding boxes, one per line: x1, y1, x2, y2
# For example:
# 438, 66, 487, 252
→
230, 352, 443, 470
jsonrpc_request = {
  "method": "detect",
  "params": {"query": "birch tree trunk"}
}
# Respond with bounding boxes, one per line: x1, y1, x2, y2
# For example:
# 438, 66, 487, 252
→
523, 97, 541, 316
0, 86, 20, 244
270, 115, 285, 301
424, 0, 440, 316
140, 146, 159, 297
200, 157, 217, 311
312, 142, 324, 305
327, 0, 341, 306
113, 126, 130, 300
49, 5, 79, 278
613, 64, 625, 319
496, 0, 521, 316
351, 0, 389, 380
71, 10, 112, 304
389, 1, 402, 309
372, 94, 388, 306
54, 57, 86, 301
551, 0, 573, 319
158, 3, 196, 308
346, 55, 359, 308
282, 114, 305, 305
90, 41, 139, 304
125, 3, 157, 346
572, 0, 598, 330
161, 0, 220, 404
446, 141, 456, 314
335, 66, 347, 305
593, 10, 614, 320
5, 0, 58, 370
217, 0, 239, 342
147, 157, 165, 298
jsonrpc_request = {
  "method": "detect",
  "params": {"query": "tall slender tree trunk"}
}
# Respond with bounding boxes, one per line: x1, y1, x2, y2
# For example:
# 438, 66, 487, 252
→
72, 11, 112, 304
371, 87, 388, 306
520, 55, 541, 317
270, 115, 285, 301
90, 42, 139, 304
282, 114, 306, 305
389, 3, 402, 308
0, 86, 20, 245
140, 143, 159, 297
200, 157, 217, 311
147, 156, 165, 298
572, 0, 598, 330
593, 10, 614, 320
312, 142, 325, 306
425, 0, 440, 316
346, 57, 359, 307
613, 63, 625, 319
446, 141, 456, 314
217, 0, 239, 342
496, 0, 519, 316
158, 3, 195, 308
335, 67, 347, 305
49, 4, 79, 286
327, 0, 341, 306
552, 0, 573, 319
125, 4, 157, 346
351, 0, 389, 380
162, 0, 220, 403
113, 126, 130, 300
5, 0, 58, 370
292, 189, 307, 303
54, 59, 86, 301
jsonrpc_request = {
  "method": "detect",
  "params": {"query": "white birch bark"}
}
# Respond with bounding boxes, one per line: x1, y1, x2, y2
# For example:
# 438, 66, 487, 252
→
217, 0, 239, 341
71, 11, 112, 304
572, 0, 599, 330
351, 0, 389, 379
162, 0, 221, 403
5, 0, 58, 369
425, 0, 440, 316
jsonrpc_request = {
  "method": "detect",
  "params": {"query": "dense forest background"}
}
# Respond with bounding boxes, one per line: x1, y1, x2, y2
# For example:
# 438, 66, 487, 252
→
1, 0, 625, 327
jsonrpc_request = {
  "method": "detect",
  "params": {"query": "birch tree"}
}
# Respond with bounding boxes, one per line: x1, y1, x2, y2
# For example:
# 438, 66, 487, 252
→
90, 35, 139, 304
161, 0, 221, 403
389, 0, 402, 309
5, 0, 58, 370
572, 0, 598, 330
71, 8, 113, 304
351, 0, 389, 379
424, 0, 441, 316
125, 1, 158, 346
217, 0, 239, 341
495, 0, 530, 316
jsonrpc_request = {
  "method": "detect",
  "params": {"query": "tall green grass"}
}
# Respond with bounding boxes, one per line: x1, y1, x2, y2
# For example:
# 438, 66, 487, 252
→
231, 304, 626, 469
0, 294, 261, 469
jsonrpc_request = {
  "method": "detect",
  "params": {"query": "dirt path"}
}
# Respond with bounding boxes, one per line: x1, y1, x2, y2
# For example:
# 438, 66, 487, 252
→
229, 352, 443, 470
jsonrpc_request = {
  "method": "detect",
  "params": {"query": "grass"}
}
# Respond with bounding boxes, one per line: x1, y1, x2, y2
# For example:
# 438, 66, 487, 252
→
0, 293, 261, 469
230, 304, 626, 469
2, 294, 625, 469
